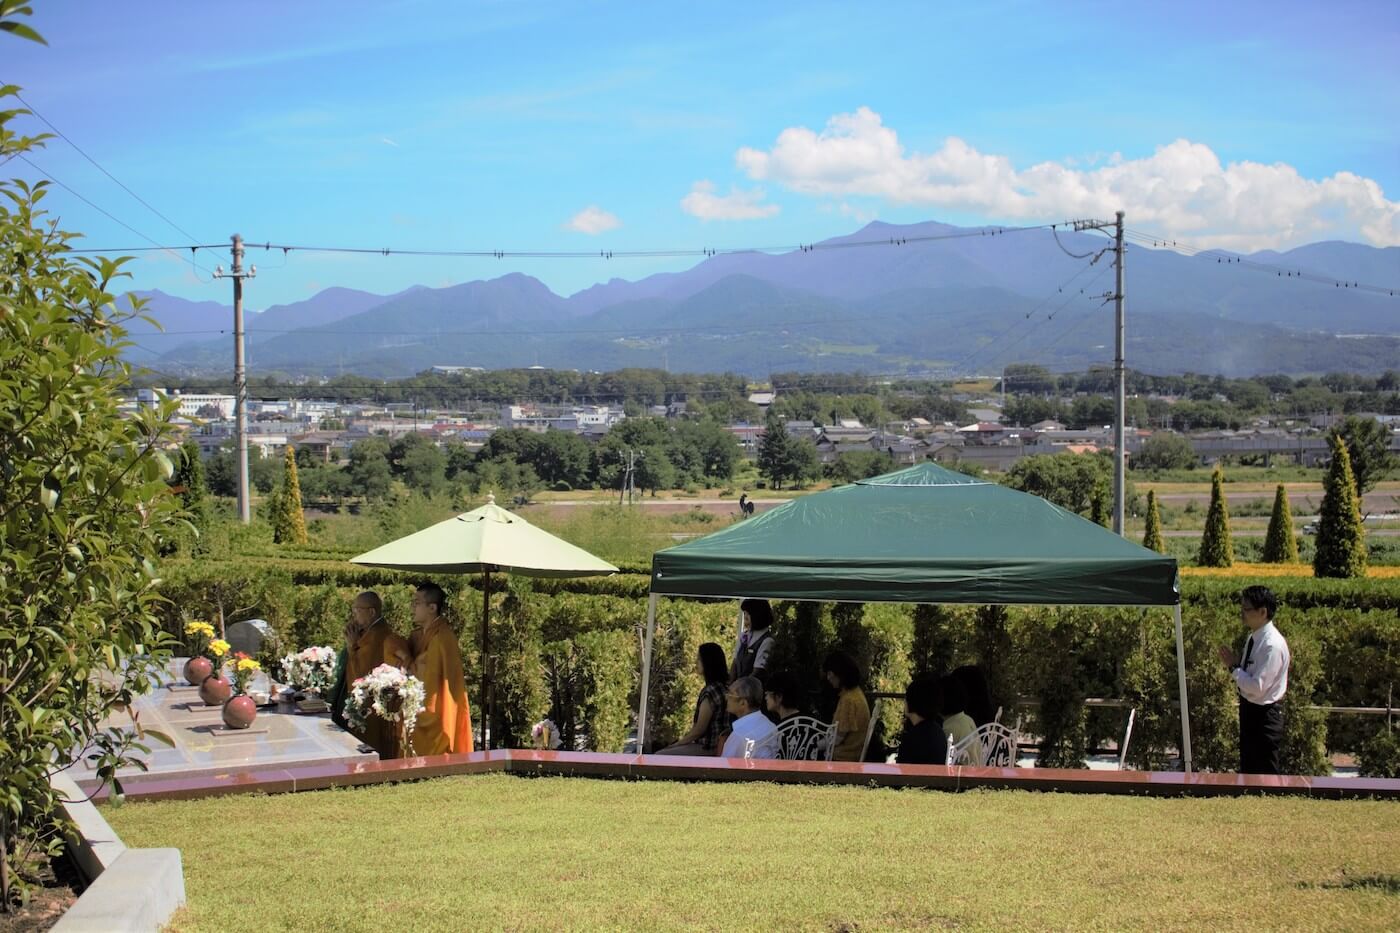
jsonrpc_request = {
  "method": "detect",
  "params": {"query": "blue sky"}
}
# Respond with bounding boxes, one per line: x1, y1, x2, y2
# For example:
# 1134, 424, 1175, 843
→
5, 0, 1397, 308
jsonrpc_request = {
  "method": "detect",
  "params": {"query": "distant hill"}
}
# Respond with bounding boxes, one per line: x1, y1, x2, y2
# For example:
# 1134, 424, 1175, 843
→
139, 220, 1400, 378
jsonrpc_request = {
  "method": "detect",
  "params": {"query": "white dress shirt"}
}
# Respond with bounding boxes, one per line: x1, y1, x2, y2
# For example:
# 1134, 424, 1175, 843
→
1233, 620, 1290, 705
722, 710, 777, 759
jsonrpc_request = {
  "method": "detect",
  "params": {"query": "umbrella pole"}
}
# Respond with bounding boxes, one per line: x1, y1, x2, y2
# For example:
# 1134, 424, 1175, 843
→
482, 568, 491, 750
1174, 603, 1194, 775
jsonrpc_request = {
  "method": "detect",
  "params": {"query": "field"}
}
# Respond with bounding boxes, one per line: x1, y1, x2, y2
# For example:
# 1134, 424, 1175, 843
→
106, 774, 1400, 932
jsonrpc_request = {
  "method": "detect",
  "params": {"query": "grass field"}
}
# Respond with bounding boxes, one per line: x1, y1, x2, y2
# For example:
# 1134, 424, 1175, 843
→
106, 775, 1400, 932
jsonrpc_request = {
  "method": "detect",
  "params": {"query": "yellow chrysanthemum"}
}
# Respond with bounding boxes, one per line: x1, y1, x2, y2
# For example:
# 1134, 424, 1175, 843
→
208, 639, 230, 657
184, 621, 215, 637
236, 657, 261, 673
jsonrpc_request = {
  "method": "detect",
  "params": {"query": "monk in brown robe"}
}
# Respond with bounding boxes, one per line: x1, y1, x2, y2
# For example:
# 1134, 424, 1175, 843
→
343, 591, 411, 759
407, 582, 474, 756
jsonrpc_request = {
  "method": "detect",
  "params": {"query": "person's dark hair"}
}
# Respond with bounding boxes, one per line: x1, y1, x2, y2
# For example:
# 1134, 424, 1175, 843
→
1241, 585, 1278, 620
822, 651, 862, 690
416, 582, 448, 616
740, 598, 774, 631
904, 677, 941, 721
697, 642, 729, 684
950, 665, 995, 727
939, 673, 969, 718
763, 670, 804, 712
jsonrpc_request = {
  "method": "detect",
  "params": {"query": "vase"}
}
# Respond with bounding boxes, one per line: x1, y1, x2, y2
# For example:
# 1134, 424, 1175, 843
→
222, 695, 258, 729
199, 674, 232, 706
182, 656, 213, 686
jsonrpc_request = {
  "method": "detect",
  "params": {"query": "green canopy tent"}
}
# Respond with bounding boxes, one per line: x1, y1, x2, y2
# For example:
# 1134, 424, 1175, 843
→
639, 463, 1195, 771
351, 494, 617, 747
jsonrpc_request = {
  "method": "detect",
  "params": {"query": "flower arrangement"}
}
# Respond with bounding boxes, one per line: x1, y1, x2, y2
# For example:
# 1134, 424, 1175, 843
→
228, 653, 261, 695
184, 620, 215, 657
208, 638, 230, 663
279, 645, 338, 694
531, 718, 562, 750
344, 664, 426, 756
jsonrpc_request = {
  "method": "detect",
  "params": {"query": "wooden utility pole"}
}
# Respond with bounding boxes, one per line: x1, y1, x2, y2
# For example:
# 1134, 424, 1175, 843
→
214, 235, 256, 523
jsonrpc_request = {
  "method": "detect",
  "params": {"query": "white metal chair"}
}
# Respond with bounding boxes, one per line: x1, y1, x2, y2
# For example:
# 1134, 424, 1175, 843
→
1117, 707, 1137, 771
947, 721, 1018, 768
770, 715, 838, 761
858, 698, 882, 761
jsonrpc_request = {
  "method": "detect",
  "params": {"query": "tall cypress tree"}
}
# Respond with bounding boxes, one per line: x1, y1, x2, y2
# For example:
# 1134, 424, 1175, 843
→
1089, 480, 1109, 527
757, 409, 793, 490
1313, 433, 1367, 578
1197, 466, 1234, 567
1142, 489, 1166, 553
1261, 484, 1299, 563
171, 440, 209, 552
273, 444, 308, 545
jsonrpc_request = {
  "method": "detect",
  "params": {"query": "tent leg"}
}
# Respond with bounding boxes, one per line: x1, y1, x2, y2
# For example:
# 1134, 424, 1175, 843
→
637, 594, 658, 753
1174, 604, 1193, 775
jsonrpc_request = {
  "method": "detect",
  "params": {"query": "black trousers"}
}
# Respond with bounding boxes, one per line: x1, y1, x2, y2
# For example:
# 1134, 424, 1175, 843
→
1239, 698, 1284, 775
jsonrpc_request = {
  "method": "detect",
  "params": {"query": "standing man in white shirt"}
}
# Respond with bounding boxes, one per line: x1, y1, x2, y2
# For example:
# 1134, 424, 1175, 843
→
1217, 585, 1291, 775
720, 677, 777, 759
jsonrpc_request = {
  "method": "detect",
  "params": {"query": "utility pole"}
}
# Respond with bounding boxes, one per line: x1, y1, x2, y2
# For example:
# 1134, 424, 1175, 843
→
1071, 213, 1127, 535
214, 235, 256, 523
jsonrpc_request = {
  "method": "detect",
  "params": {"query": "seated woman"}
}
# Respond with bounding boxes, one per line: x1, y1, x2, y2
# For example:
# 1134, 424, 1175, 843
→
896, 677, 947, 765
940, 674, 985, 766
822, 651, 870, 762
654, 642, 731, 756
763, 670, 804, 724
949, 664, 997, 728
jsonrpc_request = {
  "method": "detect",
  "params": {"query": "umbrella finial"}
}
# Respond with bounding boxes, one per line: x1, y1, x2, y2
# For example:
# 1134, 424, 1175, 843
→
487, 490, 496, 505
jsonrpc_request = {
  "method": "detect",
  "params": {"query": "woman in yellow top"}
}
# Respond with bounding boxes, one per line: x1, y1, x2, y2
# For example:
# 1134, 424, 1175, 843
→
406, 582, 474, 757
823, 651, 870, 762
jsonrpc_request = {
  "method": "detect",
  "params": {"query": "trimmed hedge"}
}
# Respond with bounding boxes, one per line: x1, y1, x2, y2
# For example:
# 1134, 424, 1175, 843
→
155, 559, 1400, 770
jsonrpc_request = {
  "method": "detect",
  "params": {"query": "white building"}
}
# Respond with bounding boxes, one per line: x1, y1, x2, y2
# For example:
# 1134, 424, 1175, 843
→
138, 388, 236, 420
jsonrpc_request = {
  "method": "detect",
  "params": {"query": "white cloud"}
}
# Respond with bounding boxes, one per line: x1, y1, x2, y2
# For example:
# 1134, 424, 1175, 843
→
736, 107, 1400, 250
565, 205, 621, 235
380, 137, 400, 147
680, 180, 780, 221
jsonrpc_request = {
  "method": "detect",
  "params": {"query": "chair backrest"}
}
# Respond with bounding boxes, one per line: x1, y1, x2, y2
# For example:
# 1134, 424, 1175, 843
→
742, 737, 756, 760
771, 715, 837, 761
859, 698, 882, 761
948, 721, 1018, 768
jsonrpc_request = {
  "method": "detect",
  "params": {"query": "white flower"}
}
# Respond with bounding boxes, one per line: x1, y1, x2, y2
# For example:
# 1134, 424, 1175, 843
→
344, 663, 427, 754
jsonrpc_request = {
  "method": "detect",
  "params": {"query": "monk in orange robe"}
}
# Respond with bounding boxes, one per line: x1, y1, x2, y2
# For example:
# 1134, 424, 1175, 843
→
407, 582, 474, 756
343, 591, 411, 759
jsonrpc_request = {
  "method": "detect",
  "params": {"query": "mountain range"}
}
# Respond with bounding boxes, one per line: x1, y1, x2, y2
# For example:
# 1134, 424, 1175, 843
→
121, 220, 1400, 379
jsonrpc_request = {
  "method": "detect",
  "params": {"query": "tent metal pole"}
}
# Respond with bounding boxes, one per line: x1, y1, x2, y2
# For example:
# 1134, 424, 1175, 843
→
637, 593, 658, 752
1174, 603, 1194, 775
482, 568, 491, 750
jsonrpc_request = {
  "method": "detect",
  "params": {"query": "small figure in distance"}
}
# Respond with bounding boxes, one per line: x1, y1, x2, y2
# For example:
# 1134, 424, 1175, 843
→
738, 493, 755, 518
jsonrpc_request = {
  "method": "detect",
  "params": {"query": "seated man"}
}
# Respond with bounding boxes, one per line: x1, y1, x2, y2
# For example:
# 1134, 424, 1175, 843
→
720, 676, 777, 759
896, 677, 947, 765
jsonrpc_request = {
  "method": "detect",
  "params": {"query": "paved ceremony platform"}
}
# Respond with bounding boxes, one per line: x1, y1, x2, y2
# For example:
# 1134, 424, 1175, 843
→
77, 748, 1400, 805
73, 663, 375, 784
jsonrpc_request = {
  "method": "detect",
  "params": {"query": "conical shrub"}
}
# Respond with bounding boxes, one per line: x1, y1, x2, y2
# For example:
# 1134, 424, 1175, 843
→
1313, 433, 1367, 578
1197, 466, 1234, 567
1142, 489, 1166, 553
273, 445, 308, 545
1261, 484, 1299, 563
1089, 481, 1109, 527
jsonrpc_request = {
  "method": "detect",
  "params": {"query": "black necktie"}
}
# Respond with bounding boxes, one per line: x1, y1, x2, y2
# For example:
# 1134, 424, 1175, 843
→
1242, 636, 1255, 670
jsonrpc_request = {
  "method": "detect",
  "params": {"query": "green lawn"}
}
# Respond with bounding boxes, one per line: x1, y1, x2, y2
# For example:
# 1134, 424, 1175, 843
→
106, 775, 1400, 931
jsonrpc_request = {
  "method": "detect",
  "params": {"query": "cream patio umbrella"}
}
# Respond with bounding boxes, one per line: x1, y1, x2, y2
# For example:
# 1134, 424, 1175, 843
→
350, 493, 617, 747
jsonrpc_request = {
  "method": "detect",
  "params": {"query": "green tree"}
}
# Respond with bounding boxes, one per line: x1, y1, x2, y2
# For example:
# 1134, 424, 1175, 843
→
1089, 481, 1109, 527
757, 409, 795, 489
0, 72, 183, 908
1313, 433, 1367, 578
1003, 452, 1111, 516
1197, 466, 1234, 567
1261, 484, 1299, 563
273, 445, 308, 544
1327, 416, 1397, 495
388, 433, 446, 495
346, 437, 393, 500
170, 440, 209, 552
1134, 432, 1196, 471
784, 438, 823, 488
1142, 490, 1166, 553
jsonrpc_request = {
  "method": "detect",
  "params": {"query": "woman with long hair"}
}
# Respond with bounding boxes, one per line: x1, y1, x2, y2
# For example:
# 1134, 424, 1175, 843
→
655, 642, 732, 756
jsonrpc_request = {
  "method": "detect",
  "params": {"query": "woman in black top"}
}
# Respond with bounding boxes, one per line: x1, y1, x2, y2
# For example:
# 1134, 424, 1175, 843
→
896, 677, 947, 765
655, 642, 731, 756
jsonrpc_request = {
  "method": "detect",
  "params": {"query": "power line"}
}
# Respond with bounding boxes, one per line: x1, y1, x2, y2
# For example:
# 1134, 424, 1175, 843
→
13, 154, 218, 280
62, 222, 1061, 262
1124, 228, 1399, 297
11, 89, 208, 245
